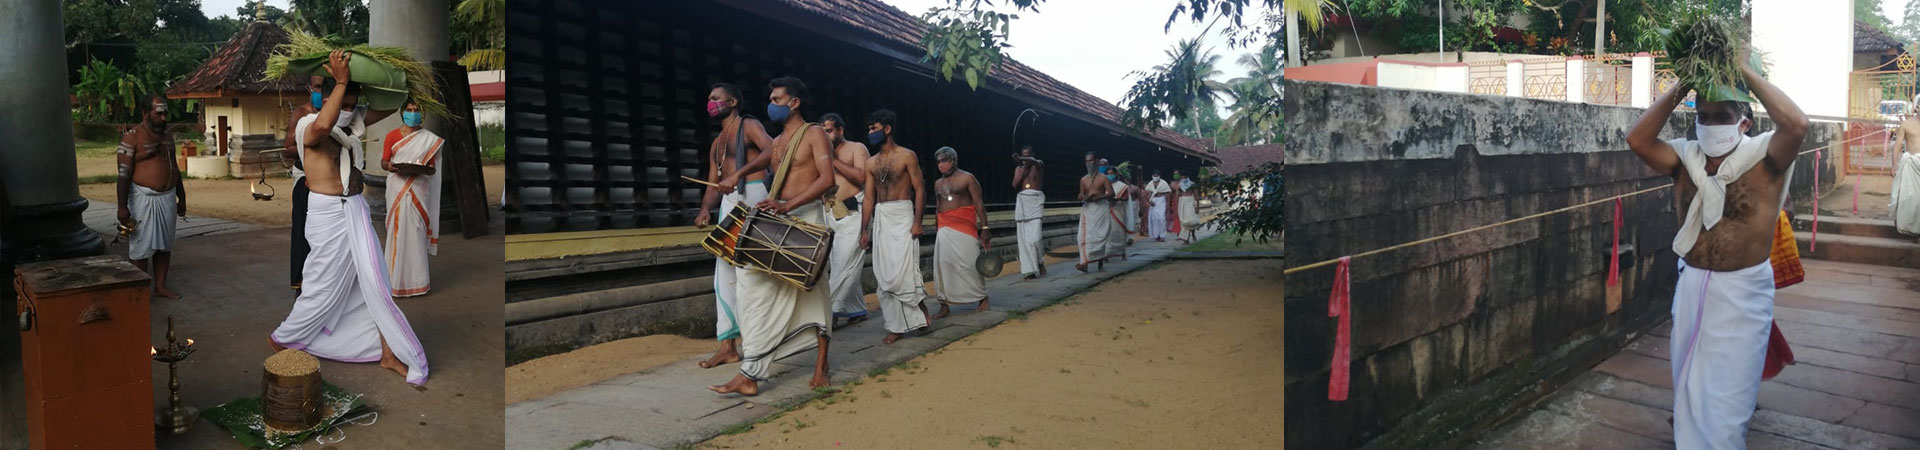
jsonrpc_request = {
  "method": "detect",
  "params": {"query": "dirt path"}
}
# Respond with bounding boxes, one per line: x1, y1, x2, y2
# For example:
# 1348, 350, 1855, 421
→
696, 259, 1284, 449
78, 164, 506, 227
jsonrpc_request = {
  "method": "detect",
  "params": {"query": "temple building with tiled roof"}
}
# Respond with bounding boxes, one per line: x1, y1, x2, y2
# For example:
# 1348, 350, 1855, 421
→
166, 20, 307, 156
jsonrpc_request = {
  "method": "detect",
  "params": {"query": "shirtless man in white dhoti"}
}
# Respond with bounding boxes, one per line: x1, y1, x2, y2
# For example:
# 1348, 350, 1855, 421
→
693, 83, 775, 369
1627, 50, 1808, 449
819, 113, 872, 328
1889, 101, 1920, 239
858, 108, 932, 345
118, 95, 185, 299
271, 51, 427, 385
381, 101, 444, 297
1175, 170, 1200, 242
1075, 153, 1113, 272
1012, 145, 1048, 278
1144, 170, 1172, 242
931, 147, 990, 320
709, 76, 836, 394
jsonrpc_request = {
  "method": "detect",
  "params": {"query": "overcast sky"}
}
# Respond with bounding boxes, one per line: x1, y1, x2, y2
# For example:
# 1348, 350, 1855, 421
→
201, 0, 1257, 106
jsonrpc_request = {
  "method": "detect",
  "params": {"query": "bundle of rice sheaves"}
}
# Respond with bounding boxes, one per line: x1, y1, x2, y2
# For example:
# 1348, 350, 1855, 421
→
1663, 9, 1765, 103
263, 29, 451, 119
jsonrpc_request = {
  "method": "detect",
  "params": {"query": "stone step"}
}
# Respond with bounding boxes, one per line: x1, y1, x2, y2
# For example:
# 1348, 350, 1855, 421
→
1796, 233, 1920, 269
1791, 215, 1908, 240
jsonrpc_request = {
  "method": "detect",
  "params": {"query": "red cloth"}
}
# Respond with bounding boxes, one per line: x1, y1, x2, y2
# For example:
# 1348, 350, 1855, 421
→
1168, 194, 1182, 234
383, 128, 406, 162
1609, 199, 1622, 286
937, 206, 979, 239
1329, 256, 1352, 402
1762, 321, 1795, 380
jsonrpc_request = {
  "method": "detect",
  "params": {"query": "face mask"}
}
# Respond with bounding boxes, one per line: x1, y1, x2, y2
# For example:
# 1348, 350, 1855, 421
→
867, 130, 886, 146
402, 111, 423, 128
1696, 121, 1744, 158
767, 102, 791, 122
311, 91, 324, 109
707, 100, 725, 117
335, 107, 357, 129
1106, 174, 1117, 181
1097, 165, 1108, 175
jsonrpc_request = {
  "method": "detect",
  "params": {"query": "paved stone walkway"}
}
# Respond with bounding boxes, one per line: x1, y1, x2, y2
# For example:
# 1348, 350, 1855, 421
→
81, 199, 261, 240
1470, 260, 1920, 450
505, 228, 1221, 450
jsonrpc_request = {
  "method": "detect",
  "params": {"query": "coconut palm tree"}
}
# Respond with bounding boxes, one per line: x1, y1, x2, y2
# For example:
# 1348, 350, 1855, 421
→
1284, 0, 1334, 66
1155, 37, 1230, 140
1218, 42, 1282, 144
456, 0, 506, 70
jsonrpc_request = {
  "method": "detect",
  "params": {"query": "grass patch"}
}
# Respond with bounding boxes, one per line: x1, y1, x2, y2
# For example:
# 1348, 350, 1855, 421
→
479, 124, 506, 163
567, 436, 627, 450
975, 435, 1015, 448
1180, 230, 1281, 253
1058, 367, 1071, 373
1006, 310, 1029, 321
74, 139, 119, 158
720, 421, 755, 435
77, 174, 119, 185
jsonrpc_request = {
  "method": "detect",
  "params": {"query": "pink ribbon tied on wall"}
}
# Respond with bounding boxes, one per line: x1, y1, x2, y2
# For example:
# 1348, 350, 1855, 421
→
1609, 198, 1622, 286
1329, 256, 1352, 402
1813, 148, 1821, 252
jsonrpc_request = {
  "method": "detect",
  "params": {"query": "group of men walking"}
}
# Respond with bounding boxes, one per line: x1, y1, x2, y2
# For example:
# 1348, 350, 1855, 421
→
690, 76, 1206, 396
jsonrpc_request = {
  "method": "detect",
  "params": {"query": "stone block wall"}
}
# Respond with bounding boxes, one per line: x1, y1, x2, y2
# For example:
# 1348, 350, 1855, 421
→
1282, 80, 1843, 449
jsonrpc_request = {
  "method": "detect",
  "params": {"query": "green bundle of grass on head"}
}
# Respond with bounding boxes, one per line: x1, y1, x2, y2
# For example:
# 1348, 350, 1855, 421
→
263, 29, 452, 120
1663, 8, 1764, 103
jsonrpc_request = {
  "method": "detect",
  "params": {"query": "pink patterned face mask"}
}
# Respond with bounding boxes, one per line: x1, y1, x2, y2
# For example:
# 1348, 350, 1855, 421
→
707, 101, 726, 117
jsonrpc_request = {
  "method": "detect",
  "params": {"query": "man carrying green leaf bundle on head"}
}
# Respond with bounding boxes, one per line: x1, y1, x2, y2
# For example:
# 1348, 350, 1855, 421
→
270, 50, 428, 387
1626, 35, 1809, 448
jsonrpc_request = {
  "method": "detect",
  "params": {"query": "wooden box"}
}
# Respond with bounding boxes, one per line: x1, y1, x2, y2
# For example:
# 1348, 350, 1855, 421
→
13, 255, 155, 450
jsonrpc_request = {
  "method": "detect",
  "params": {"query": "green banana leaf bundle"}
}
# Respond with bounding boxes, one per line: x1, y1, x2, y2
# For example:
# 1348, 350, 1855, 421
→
262, 29, 450, 118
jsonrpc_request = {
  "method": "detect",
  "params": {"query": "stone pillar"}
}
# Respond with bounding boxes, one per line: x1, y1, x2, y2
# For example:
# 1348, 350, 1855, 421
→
1506, 60, 1524, 97
369, 0, 454, 228
0, 0, 107, 448
1565, 56, 1586, 103
1631, 53, 1655, 108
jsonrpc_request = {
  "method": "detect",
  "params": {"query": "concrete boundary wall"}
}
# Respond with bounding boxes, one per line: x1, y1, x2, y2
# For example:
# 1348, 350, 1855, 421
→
1282, 80, 1843, 449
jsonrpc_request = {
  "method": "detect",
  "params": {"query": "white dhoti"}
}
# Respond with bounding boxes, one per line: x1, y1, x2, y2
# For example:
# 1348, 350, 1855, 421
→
1147, 197, 1168, 240
1671, 259, 1773, 450
383, 129, 446, 297
1106, 202, 1129, 257
1125, 199, 1139, 232
1014, 190, 1045, 275
734, 201, 832, 382
272, 192, 430, 386
1893, 153, 1920, 235
1078, 200, 1110, 264
933, 211, 986, 305
828, 193, 869, 319
128, 185, 177, 261
871, 200, 929, 334
1179, 194, 1199, 231
713, 181, 770, 341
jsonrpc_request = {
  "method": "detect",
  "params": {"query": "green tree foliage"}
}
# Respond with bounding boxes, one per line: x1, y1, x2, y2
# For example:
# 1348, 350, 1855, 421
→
1896, 0, 1920, 45
1859, 0, 1892, 31
65, 0, 231, 123
1121, 37, 1229, 136
455, 0, 507, 70
1217, 42, 1282, 145
916, 1, 1035, 90
281, 0, 369, 43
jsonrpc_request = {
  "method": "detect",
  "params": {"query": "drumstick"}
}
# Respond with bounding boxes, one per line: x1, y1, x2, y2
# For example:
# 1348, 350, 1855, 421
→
681, 176, 721, 188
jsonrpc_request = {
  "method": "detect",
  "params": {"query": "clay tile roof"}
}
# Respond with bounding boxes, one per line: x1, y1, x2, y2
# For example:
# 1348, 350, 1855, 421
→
167, 21, 305, 98
1212, 144, 1281, 175
1856, 20, 1906, 54
765, 0, 1217, 161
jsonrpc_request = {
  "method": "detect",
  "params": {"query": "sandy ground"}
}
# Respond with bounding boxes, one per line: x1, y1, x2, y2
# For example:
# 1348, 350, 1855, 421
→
505, 252, 1080, 404
695, 259, 1284, 449
78, 164, 507, 226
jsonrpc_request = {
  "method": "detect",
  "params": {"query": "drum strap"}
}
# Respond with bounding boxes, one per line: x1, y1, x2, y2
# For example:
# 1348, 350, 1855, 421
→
731, 116, 748, 195
767, 123, 816, 198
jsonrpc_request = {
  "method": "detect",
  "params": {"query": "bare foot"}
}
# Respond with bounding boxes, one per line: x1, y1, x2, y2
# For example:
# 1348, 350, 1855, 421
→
975, 298, 990, 312
154, 286, 182, 299
932, 303, 951, 320
883, 333, 904, 345
708, 375, 760, 396
1075, 263, 1088, 273
1038, 264, 1048, 276
698, 343, 741, 369
380, 353, 409, 377
268, 337, 286, 352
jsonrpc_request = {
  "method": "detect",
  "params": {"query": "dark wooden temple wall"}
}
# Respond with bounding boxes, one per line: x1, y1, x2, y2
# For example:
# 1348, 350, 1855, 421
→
504, 0, 1208, 234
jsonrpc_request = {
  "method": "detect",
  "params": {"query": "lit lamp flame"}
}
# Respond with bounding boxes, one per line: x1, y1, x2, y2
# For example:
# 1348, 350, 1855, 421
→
185, 339, 194, 346
151, 347, 158, 356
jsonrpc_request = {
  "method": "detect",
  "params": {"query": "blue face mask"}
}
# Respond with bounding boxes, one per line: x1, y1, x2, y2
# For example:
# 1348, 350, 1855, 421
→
1106, 174, 1116, 181
867, 130, 886, 146
1097, 165, 1108, 175
402, 111, 423, 127
310, 91, 324, 109
767, 103, 791, 123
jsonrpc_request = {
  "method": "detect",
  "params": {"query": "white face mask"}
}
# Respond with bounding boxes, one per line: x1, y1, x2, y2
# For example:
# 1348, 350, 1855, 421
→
334, 107, 358, 130
1696, 121, 1745, 158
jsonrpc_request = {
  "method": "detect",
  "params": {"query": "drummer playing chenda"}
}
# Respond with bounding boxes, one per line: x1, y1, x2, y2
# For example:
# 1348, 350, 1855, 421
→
692, 82, 775, 372
709, 76, 837, 396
